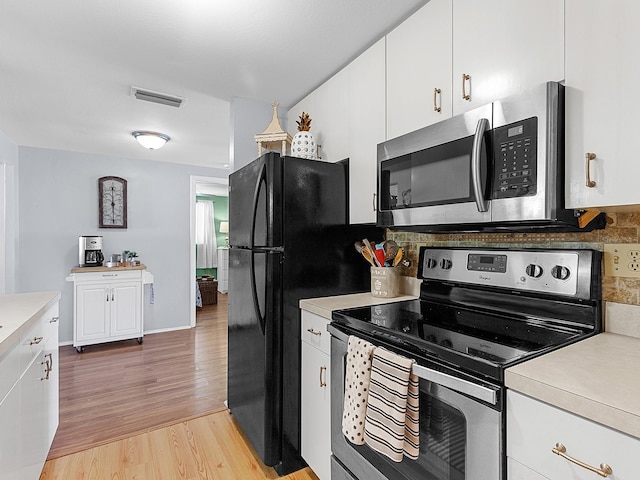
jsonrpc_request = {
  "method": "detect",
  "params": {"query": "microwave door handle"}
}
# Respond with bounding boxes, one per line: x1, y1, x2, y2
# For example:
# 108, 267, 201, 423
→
471, 117, 490, 212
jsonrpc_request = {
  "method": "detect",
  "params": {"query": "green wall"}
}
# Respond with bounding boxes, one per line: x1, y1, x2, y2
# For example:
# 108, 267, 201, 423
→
196, 194, 228, 278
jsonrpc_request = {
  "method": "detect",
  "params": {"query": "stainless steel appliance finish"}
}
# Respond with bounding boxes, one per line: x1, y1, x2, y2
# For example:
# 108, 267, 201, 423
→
329, 247, 602, 480
377, 81, 605, 232
78, 235, 104, 267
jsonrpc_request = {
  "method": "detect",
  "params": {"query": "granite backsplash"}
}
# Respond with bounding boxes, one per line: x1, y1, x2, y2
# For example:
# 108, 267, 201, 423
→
386, 211, 640, 306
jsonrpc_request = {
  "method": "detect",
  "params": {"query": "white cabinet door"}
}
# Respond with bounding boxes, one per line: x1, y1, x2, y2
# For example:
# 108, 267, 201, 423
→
301, 341, 331, 480
565, 0, 640, 209
76, 283, 109, 343
217, 248, 229, 293
507, 391, 639, 479
386, 0, 453, 139
347, 38, 386, 224
452, 0, 564, 115
0, 381, 21, 480
110, 282, 141, 338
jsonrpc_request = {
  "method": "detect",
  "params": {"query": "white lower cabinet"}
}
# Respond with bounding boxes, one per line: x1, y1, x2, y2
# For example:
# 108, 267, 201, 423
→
217, 247, 229, 293
0, 300, 59, 480
507, 390, 639, 479
300, 310, 331, 480
72, 270, 144, 351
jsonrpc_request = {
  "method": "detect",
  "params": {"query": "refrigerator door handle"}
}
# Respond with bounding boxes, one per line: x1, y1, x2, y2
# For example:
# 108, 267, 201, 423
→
250, 251, 266, 335
250, 162, 267, 249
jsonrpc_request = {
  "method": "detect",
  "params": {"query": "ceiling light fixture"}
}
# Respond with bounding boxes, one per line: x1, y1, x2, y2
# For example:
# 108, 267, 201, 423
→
132, 131, 170, 150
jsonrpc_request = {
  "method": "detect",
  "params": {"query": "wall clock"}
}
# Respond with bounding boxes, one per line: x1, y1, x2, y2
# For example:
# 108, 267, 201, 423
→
98, 176, 128, 228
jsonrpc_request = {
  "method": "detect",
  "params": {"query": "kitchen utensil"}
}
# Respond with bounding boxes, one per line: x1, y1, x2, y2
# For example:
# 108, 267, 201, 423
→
392, 247, 404, 267
374, 244, 386, 266
354, 241, 375, 266
383, 240, 399, 263
363, 238, 381, 267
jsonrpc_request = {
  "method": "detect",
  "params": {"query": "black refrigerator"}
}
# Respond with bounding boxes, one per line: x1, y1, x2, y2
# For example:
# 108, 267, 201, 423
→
227, 152, 380, 475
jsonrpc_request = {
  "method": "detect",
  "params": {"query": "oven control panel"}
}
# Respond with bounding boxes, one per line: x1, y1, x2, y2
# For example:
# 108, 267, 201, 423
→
418, 248, 596, 299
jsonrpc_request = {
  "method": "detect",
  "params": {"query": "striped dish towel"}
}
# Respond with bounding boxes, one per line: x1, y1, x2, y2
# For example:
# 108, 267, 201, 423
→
342, 336, 376, 445
364, 347, 420, 461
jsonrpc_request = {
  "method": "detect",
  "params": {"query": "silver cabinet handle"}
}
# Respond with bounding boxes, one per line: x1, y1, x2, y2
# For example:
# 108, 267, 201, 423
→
372, 192, 377, 212
552, 443, 612, 477
41, 353, 53, 381
30, 336, 43, 345
50, 316, 59, 323
307, 328, 322, 336
462, 73, 471, 100
319, 366, 327, 387
433, 87, 442, 112
585, 152, 597, 187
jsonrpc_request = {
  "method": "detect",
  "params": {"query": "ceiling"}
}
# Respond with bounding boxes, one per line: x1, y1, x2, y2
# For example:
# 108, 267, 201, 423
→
0, 0, 427, 169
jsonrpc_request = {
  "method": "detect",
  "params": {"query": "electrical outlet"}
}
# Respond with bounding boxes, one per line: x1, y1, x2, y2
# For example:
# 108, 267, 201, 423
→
604, 244, 640, 277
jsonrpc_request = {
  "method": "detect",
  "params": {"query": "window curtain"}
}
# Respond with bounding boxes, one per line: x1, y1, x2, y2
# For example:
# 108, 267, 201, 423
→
196, 200, 218, 268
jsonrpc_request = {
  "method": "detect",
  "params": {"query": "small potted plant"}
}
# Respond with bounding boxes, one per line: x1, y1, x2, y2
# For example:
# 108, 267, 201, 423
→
123, 250, 139, 266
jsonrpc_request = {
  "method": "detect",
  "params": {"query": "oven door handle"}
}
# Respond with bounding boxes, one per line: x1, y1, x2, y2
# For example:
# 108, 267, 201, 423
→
412, 363, 498, 405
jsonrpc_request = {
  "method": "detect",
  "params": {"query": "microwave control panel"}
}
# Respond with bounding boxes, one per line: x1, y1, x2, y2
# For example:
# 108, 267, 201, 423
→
492, 116, 537, 199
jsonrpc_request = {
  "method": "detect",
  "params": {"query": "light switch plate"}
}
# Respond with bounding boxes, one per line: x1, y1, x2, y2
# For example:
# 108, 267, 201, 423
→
603, 244, 640, 277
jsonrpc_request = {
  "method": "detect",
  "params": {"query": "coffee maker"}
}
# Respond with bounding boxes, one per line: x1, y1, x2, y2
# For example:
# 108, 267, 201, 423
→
79, 235, 104, 267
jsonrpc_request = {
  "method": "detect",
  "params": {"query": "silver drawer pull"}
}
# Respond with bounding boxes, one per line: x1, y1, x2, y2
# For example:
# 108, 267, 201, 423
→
30, 336, 43, 345
552, 443, 613, 477
50, 316, 59, 323
307, 328, 322, 336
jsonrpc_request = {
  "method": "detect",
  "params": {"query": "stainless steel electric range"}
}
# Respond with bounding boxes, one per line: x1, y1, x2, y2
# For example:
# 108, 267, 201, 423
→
329, 247, 602, 480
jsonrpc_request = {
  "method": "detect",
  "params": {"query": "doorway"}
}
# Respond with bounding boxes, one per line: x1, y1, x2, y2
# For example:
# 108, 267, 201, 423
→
190, 175, 229, 327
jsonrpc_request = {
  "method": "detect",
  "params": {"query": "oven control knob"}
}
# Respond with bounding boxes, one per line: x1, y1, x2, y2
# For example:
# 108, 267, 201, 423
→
426, 258, 438, 269
525, 264, 544, 278
551, 265, 571, 280
440, 259, 453, 270
440, 339, 453, 348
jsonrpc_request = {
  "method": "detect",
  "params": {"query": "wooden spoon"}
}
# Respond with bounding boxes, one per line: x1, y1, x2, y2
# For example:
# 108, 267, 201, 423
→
354, 241, 375, 266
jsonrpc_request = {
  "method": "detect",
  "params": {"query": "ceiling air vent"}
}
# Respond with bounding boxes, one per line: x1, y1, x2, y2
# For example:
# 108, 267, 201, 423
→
130, 86, 186, 108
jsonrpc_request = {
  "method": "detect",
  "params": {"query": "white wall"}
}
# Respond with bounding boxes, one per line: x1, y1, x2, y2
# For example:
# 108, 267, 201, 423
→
230, 97, 288, 172
0, 130, 18, 294
17, 146, 226, 343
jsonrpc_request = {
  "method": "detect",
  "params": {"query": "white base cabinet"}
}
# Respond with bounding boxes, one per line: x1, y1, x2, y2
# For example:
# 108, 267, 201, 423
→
70, 269, 147, 352
0, 300, 59, 480
507, 390, 640, 479
300, 310, 331, 480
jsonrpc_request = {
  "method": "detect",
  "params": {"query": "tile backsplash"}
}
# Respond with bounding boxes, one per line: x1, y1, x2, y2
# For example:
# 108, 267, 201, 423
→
386, 211, 640, 306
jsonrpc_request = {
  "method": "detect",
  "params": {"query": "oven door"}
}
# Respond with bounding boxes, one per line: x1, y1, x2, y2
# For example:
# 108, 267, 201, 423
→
330, 330, 503, 480
377, 103, 493, 229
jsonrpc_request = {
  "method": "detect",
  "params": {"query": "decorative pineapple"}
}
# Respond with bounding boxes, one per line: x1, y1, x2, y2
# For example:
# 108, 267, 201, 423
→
291, 112, 317, 159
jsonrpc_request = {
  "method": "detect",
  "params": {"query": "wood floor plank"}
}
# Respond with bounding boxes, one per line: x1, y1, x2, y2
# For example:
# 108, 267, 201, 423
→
48, 296, 229, 459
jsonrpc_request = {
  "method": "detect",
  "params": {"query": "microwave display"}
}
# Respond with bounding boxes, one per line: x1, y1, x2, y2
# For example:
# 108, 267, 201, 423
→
492, 117, 538, 199
380, 135, 480, 210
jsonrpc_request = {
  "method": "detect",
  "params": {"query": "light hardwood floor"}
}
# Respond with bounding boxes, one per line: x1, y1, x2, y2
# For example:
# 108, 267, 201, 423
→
42, 294, 318, 480
48, 296, 228, 459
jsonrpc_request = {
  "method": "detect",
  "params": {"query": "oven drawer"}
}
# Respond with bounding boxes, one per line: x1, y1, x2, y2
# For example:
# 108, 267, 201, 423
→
301, 311, 330, 355
507, 390, 638, 479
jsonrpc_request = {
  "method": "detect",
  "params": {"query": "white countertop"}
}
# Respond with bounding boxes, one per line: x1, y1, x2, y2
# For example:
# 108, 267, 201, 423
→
299, 292, 418, 319
0, 291, 61, 360
506, 332, 640, 439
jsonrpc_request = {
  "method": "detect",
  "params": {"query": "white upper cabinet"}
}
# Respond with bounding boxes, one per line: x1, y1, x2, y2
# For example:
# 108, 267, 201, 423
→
565, 0, 640, 209
386, 0, 453, 139
452, 0, 564, 115
288, 40, 385, 224
346, 39, 386, 224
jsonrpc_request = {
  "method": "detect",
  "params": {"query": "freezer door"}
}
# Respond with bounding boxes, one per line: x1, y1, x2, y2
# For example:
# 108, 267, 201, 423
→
227, 246, 283, 467
229, 152, 282, 248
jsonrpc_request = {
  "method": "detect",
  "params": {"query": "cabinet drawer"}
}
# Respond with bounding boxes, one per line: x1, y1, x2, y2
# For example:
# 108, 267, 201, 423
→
74, 270, 142, 283
301, 311, 330, 355
507, 390, 639, 479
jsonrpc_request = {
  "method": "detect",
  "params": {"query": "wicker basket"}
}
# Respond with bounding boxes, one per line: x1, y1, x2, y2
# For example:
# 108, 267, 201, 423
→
197, 278, 218, 305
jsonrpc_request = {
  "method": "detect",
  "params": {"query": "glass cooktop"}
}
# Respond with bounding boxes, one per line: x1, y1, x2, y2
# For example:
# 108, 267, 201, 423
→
331, 298, 591, 381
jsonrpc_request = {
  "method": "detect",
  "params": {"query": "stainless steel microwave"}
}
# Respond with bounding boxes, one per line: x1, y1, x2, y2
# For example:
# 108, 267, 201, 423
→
377, 81, 604, 232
